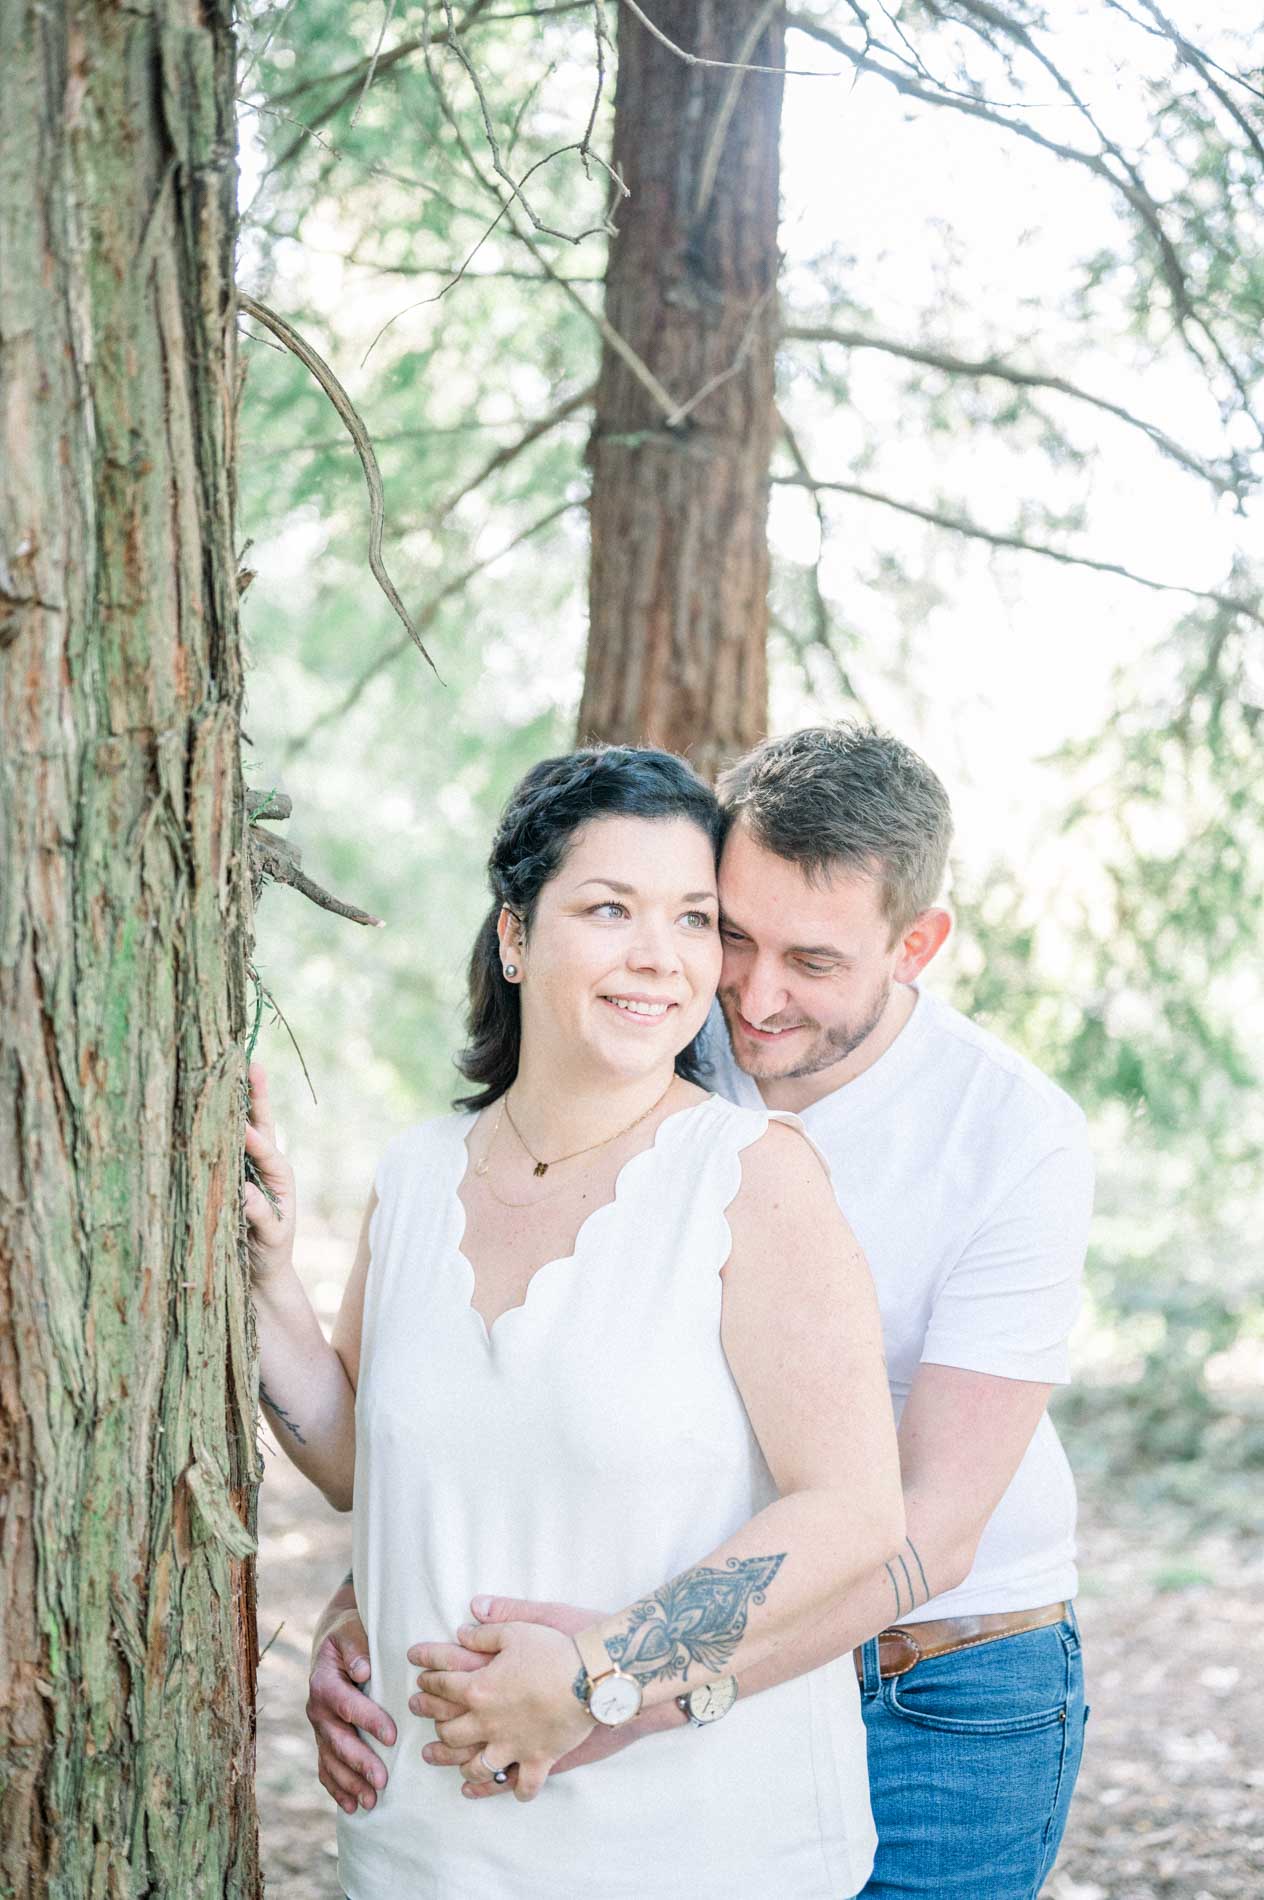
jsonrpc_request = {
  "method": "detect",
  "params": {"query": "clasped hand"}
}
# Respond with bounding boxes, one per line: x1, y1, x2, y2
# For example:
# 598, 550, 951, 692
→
407, 1619, 594, 1803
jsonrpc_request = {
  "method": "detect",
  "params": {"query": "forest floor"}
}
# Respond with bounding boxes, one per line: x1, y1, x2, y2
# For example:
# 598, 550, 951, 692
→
256, 1256, 1264, 1899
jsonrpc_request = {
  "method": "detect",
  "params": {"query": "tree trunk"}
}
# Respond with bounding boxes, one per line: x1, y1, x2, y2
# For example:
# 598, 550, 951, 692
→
0, 4, 260, 1894
580, 0, 783, 781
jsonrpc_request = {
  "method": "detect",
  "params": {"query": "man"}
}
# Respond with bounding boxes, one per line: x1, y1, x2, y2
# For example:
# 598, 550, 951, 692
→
302, 724, 1093, 1896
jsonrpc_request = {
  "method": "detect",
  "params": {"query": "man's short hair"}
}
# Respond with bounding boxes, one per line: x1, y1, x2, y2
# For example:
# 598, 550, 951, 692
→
717, 724, 953, 938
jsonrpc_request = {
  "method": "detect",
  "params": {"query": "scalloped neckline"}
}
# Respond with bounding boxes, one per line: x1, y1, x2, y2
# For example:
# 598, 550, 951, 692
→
450, 1092, 719, 1346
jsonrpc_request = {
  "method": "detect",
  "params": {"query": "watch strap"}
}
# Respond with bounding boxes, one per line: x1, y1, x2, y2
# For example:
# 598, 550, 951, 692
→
574, 1625, 615, 1690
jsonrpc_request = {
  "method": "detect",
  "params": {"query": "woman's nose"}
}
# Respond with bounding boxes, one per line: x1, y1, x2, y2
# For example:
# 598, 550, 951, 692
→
626, 918, 681, 974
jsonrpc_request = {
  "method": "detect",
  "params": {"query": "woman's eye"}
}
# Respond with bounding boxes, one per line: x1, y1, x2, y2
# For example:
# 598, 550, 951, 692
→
681, 910, 717, 929
590, 901, 629, 918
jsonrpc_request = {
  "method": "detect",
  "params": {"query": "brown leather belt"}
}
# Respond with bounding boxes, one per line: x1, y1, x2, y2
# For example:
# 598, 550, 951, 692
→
853, 1601, 1069, 1683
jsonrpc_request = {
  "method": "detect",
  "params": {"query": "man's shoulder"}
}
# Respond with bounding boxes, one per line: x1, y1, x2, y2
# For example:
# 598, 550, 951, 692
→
917, 988, 1086, 1141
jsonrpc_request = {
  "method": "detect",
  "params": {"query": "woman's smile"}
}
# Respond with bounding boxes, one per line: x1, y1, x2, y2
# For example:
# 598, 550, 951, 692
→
599, 992, 679, 1022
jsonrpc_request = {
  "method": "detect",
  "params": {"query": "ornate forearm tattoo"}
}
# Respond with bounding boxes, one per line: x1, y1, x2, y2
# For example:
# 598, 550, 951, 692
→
259, 1380, 307, 1445
604, 1554, 785, 1688
883, 1538, 931, 1618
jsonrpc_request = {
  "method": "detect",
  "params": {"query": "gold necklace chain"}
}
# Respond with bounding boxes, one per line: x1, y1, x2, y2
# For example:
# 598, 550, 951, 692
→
472, 1102, 564, 1212
502, 1076, 678, 1178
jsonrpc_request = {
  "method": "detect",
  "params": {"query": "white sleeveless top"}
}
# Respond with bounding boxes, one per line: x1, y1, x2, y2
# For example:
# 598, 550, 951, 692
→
337, 1092, 877, 1900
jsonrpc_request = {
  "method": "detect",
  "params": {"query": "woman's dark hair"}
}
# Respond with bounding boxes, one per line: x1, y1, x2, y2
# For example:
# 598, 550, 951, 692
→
454, 746, 723, 1111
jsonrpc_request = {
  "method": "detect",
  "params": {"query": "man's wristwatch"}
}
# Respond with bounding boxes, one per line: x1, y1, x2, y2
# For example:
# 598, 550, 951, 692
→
675, 1676, 738, 1728
574, 1627, 644, 1727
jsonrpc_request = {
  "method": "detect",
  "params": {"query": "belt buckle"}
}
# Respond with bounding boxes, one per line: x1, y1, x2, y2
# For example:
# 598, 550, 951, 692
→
877, 1627, 923, 1678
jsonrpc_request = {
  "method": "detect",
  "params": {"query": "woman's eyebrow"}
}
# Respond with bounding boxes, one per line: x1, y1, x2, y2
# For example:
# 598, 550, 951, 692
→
575, 878, 716, 903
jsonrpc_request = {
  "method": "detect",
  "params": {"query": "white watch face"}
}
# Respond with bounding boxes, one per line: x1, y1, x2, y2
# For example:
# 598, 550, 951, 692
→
589, 1670, 643, 1726
687, 1676, 738, 1723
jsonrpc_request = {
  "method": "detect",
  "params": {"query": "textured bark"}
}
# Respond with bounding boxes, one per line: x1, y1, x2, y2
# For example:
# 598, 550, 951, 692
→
0, 3, 260, 1894
580, 0, 784, 780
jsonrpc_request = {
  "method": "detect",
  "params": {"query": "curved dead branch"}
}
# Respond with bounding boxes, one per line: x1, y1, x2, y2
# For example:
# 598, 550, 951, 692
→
237, 293, 440, 677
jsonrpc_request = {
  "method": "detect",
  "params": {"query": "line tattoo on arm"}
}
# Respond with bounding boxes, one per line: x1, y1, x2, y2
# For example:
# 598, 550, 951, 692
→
883, 1538, 932, 1618
259, 1380, 307, 1445
603, 1554, 786, 1689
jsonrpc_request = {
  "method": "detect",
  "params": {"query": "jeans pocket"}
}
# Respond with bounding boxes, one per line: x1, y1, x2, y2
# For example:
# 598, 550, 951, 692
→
884, 1628, 1073, 1735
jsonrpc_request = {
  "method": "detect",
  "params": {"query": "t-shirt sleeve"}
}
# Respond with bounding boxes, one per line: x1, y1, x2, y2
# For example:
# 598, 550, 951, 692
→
919, 1114, 1095, 1385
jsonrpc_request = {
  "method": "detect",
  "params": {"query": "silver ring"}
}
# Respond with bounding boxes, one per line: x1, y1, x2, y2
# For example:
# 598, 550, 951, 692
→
480, 1753, 509, 1785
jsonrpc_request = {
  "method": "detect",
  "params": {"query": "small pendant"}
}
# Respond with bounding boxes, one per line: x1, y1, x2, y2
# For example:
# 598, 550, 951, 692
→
533, 1160, 549, 1178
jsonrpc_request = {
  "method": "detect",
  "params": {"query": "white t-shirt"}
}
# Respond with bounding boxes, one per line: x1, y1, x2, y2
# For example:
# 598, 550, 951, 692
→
702, 985, 1094, 1622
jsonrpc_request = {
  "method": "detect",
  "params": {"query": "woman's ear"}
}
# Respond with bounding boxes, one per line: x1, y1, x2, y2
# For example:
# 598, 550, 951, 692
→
496, 906, 524, 979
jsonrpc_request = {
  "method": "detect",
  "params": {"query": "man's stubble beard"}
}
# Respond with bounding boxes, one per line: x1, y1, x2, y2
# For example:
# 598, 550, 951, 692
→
719, 975, 893, 1082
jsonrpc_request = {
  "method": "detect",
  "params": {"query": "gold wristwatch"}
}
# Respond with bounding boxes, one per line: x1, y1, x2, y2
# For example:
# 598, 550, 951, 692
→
573, 1627, 644, 1727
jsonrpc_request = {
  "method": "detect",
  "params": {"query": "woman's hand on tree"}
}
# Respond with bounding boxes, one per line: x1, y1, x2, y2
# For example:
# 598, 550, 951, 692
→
407, 1621, 594, 1802
243, 1063, 297, 1278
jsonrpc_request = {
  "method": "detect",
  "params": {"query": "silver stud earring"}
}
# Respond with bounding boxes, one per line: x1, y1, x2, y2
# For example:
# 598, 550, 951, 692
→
504, 963, 519, 979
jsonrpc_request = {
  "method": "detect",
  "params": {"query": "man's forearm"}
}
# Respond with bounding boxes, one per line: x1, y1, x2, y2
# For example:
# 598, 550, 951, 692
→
733, 1512, 964, 1702
310, 1570, 359, 1666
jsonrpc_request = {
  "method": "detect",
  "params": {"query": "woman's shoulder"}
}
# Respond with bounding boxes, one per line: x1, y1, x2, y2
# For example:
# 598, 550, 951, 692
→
701, 1093, 825, 1164
375, 1108, 471, 1184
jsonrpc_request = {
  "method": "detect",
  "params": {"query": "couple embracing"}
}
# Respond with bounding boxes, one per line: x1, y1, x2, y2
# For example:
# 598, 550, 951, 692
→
246, 724, 1093, 1899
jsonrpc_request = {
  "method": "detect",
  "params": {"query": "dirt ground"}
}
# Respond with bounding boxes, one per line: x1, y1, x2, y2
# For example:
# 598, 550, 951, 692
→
255, 1258, 1264, 1899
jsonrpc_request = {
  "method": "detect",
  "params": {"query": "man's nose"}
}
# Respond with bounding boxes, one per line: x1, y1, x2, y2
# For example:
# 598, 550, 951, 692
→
736, 958, 791, 1026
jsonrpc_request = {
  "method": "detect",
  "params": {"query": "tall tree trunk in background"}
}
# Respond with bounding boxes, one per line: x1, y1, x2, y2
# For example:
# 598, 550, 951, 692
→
0, 4, 260, 1894
580, 0, 784, 781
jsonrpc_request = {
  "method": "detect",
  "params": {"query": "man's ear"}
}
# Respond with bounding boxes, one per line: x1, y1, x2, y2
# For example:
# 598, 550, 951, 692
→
894, 907, 951, 984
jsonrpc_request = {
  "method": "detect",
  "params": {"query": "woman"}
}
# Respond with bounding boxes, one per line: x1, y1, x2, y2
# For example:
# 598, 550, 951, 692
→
246, 746, 903, 1899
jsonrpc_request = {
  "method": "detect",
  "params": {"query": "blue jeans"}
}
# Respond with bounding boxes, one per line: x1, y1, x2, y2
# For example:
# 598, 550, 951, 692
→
857, 1607, 1088, 1898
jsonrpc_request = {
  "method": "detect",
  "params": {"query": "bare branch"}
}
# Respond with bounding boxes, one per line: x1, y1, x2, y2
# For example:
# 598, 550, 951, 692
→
781, 323, 1246, 497
369, 66, 684, 423
692, 0, 782, 225
945, 0, 1263, 444
259, 0, 502, 168
1107, 0, 1264, 163
529, 247, 681, 418
267, 0, 593, 104
578, 1, 611, 173
237, 294, 440, 676
238, 0, 304, 93
239, 97, 467, 203
431, 383, 596, 522
250, 825, 384, 927
433, 0, 626, 243
786, 10, 1264, 448
772, 471, 1264, 626
618, 0, 835, 77
285, 498, 584, 761
250, 418, 562, 461
665, 283, 778, 428
349, 0, 401, 128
